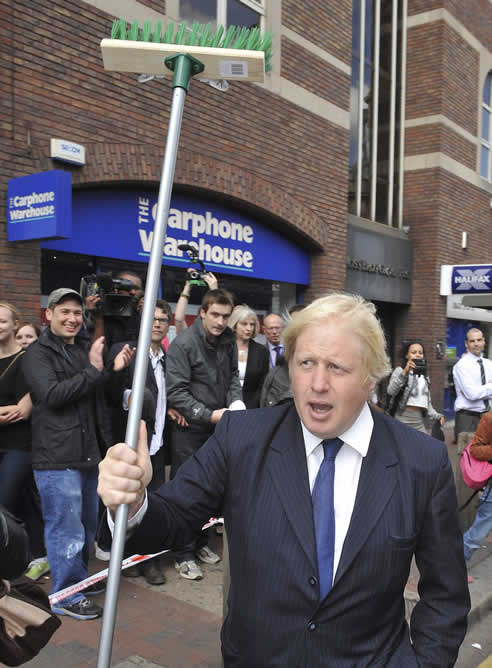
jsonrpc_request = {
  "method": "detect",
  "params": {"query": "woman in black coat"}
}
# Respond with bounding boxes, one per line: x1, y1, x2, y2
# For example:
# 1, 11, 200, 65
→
229, 305, 269, 409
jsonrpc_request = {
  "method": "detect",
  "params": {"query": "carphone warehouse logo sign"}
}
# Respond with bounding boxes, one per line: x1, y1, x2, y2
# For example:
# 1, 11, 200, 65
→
7, 170, 72, 241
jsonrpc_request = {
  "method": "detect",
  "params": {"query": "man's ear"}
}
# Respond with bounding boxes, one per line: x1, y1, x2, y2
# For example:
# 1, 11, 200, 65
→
199, 307, 206, 320
45, 308, 53, 323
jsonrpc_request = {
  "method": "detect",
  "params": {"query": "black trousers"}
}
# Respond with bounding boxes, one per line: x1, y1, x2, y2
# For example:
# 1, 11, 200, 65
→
170, 425, 214, 562
455, 410, 483, 441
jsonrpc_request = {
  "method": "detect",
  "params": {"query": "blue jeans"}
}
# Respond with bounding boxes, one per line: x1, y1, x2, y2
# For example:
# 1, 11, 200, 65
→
34, 468, 99, 606
463, 485, 492, 561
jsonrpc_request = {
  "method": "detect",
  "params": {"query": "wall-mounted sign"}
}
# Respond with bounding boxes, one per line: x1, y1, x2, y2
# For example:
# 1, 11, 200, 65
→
50, 138, 86, 165
441, 264, 492, 295
7, 170, 72, 241
345, 222, 412, 304
41, 189, 310, 284
451, 265, 492, 293
446, 293, 492, 323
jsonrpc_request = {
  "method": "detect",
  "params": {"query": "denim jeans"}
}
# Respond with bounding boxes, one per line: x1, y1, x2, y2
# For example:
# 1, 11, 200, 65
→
34, 468, 99, 606
463, 485, 492, 561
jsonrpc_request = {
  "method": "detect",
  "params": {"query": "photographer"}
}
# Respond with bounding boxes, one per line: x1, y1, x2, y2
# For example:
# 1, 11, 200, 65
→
174, 245, 218, 336
82, 271, 143, 350
387, 339, 444, 433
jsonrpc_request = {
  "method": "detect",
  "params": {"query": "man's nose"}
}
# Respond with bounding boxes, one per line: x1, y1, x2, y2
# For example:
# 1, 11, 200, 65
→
311, 366, 329, 392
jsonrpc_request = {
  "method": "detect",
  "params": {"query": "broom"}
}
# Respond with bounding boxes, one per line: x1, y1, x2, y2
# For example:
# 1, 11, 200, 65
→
97, 19, 272, 667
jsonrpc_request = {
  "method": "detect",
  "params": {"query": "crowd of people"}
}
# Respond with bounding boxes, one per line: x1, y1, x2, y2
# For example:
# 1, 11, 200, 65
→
0, 271, 304, 620
1, 271, 491, 665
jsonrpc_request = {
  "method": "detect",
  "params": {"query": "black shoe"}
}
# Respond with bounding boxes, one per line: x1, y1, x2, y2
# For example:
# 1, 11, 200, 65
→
141, 560, 166, 586
122, 564, 141, 577
85, 582, 106, 596
52, 597, 103, 620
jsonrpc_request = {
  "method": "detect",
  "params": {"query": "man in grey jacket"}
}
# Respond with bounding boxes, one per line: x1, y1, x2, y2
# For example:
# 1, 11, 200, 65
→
166, 288, 245, 579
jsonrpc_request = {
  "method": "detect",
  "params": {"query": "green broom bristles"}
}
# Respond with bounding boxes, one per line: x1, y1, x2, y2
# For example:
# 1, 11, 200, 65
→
110, 18, 273, 71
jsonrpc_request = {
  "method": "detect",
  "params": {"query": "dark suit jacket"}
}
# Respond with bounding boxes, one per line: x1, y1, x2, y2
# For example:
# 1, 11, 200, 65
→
241, 339, 269, 409
123, 404, 470, 667
106, 341, 166, 447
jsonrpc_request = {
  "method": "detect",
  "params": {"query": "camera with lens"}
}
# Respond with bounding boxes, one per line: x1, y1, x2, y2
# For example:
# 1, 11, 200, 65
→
80, 273, 137, 317
413, 358, 427, 376
178, 243, 208, 286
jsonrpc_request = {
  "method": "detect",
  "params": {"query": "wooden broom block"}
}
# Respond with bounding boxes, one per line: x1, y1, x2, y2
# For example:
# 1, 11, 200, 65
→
100, 39, 265, 82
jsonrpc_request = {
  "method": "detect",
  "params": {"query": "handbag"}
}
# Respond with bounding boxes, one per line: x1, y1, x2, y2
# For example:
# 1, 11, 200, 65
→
431, 419, 445, 441
460, 441, 492, 490
0, 578, 61, 666
0, 506, 60, 665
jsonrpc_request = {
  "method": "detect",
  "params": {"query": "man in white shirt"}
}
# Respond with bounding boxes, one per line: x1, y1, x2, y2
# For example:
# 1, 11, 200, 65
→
107, 299, 182, 585
98, 293, 469, 667
453, 327, 492, 439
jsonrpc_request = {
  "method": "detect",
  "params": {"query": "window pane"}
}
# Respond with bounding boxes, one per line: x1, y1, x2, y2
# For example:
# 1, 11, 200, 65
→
365, 0, 373, 62
483, 73, 492, 107
180, 0, 217, 27
483, 108, 490, 142
227, 0, 261, 29
481, 145, 490, 179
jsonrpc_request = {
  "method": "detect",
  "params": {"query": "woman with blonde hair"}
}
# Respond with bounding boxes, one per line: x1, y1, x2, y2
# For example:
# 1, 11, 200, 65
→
0, 302, 33, 508
0, 304, 49, 581
228, 304, 269, 409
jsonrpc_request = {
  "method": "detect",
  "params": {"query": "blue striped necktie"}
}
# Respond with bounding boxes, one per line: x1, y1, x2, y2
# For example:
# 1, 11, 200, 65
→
312, 438, 343, 600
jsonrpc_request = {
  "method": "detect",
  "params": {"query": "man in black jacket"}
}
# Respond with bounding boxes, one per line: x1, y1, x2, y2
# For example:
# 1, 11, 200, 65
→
166, 288, 245, 580
23, 288, 133, 621
106, 299, 187, 585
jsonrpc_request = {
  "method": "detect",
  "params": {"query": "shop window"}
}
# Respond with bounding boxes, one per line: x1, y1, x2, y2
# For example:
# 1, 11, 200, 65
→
481, 72, 492, 182
180, 0, 264, 30
348, 0, 407, 228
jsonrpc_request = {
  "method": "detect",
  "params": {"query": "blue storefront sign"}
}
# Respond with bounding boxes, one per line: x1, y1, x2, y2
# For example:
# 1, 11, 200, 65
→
7, 170, 72, 241
41, 189, 310, 284
451, 265, 492, 293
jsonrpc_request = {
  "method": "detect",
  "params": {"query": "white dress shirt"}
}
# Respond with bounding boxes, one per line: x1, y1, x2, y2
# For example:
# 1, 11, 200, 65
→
302, 401, 374, 580
148, 348, 166, 456
123, 347, 166, 456
453, 352, 492, 412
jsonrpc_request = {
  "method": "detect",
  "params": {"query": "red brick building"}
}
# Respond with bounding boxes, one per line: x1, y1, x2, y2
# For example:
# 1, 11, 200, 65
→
1, 0, 492, 412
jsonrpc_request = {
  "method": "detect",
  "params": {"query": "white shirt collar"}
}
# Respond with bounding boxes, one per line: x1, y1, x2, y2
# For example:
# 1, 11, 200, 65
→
149, 347, 164, 361
301, 401, 374, 459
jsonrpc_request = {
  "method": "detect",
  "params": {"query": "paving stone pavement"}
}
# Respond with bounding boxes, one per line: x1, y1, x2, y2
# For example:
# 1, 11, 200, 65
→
23, 534, 224, 668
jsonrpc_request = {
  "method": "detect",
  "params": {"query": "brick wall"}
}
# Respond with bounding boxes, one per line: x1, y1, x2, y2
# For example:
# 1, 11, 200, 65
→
282, 0, 352, 66
403, 0, 492, 409
0, 0, 352, 318
405, 124, 476, 170
281, 37, 351, 109
138, 0, 166, 13
408, 0, 492, 51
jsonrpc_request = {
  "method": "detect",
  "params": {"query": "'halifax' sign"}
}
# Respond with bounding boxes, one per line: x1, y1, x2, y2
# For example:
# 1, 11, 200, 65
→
451, 265, 492, 294
7, 170, 72, 241
42, 189, 310, 284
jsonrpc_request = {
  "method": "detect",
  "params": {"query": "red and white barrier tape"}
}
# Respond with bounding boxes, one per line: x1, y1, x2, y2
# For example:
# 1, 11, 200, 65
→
48, 516, 224, 605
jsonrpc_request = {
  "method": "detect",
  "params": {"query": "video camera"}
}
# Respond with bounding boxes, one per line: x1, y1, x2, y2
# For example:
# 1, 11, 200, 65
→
178, 244, 208, 286
80, 273, 138, 317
